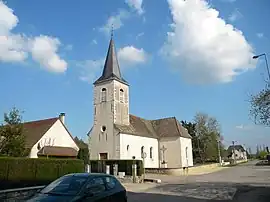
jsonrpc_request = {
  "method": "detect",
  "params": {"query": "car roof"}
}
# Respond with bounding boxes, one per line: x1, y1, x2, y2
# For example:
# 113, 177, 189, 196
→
64, 173, 116, 178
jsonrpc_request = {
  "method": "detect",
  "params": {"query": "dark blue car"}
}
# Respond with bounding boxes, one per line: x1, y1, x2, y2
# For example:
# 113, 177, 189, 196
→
27, 173, 127, 202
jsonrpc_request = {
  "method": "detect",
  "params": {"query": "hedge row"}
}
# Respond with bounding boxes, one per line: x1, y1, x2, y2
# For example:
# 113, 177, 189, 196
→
89, 159, 143, 176
0, 157, 84, 190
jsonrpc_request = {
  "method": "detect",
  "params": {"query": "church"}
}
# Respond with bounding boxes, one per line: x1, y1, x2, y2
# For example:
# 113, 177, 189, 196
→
88, 37, 193, 169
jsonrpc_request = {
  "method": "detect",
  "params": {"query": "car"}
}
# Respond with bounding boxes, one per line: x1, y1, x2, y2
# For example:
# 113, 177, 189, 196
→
27, 173, 127, 202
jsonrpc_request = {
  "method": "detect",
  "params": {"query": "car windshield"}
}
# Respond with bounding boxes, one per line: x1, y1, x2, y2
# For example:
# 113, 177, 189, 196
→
41, 175, 88, 196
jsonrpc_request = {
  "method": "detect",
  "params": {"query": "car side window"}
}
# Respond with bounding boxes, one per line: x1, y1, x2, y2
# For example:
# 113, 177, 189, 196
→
85, 177, 106, 194
105, 176, 117, 190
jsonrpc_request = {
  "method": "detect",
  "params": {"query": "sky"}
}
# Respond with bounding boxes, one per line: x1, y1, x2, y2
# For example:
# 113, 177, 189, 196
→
0, 0, 270, 152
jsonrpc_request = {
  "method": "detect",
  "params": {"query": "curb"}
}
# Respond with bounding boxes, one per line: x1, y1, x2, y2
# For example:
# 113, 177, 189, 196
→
144, 178, 162, 183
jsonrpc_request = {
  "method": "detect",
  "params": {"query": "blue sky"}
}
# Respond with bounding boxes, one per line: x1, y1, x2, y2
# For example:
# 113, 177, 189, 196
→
0, 0, 270, 152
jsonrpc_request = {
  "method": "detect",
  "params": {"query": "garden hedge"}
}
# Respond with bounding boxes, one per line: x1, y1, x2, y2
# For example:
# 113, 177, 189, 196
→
0, 157, 84, 190
89, 159, 143, 176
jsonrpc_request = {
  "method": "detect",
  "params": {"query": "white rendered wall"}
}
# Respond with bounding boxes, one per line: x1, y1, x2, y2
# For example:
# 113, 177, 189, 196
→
119, 133, 159, 168
180, 137, 193, 167
29, 120, 79, 158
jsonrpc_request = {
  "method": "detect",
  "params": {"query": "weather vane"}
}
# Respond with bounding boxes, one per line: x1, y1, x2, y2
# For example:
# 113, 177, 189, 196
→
111, 24, 114, 38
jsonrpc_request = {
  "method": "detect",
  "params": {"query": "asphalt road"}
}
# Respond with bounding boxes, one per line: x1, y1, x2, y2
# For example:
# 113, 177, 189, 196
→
127, 161, 270, 202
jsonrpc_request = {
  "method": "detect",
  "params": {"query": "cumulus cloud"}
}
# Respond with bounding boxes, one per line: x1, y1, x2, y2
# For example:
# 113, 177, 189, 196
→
0, 1, 67, 73
99, 9, 130, 35
125, 0, 144, 15
29, 36, 67, 73
161, 0, 255, 84
118, 46, 148, 67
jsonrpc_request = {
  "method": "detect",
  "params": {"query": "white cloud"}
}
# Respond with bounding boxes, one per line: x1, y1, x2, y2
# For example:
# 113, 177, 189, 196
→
118, 46, 148, 67
91, 39, 97, 45
77, 59, 104, 83
0, 1, 67, 73
99, 9, 130, 35
228, 9, 243, 22
161, 0, 255, 84
29, 36, 67, 73
136, 32, 144, 40
256, 33, 264, 39
0, 2, 28, 62
125, 0, 144, 15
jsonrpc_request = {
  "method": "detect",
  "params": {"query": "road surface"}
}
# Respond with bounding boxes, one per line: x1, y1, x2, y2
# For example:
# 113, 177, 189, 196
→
127, 161, 270, 201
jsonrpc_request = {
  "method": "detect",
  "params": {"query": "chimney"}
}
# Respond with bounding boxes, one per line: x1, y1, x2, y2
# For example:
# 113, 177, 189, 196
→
59, 113, 65, 124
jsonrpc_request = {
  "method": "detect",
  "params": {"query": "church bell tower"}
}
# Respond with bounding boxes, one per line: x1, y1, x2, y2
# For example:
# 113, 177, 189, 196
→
89, 36, 129, 159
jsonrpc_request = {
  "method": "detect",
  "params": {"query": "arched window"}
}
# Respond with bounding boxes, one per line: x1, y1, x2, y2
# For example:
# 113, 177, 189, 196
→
150, 147, 153, 159
101, 88, 107, 102
119, 89, 124, 103
141, 146, 144, 158
127, 145, 130, 151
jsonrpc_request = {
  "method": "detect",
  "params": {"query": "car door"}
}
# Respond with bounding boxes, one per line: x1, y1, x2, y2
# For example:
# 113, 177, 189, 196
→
103, 176, 126, 202
83, 177, 108, 202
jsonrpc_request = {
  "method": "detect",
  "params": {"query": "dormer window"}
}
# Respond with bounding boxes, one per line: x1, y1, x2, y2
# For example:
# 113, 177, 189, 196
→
119, 89, 124, 103
101, 88, 107, 102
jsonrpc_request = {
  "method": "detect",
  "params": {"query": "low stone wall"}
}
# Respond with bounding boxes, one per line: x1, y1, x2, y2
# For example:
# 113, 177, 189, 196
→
146, 163, 223, 176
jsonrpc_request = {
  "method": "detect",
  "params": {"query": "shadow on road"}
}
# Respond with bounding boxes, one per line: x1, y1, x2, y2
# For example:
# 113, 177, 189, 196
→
128, 182, 270, 202
128, 191, 225, 202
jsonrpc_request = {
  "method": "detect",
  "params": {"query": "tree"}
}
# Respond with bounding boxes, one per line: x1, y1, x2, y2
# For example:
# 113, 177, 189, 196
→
74, 137, 89, 164
250, 87, 270, 126
181, 121, 199, 161
0, 108, 27, 157
193, 112, 223, 163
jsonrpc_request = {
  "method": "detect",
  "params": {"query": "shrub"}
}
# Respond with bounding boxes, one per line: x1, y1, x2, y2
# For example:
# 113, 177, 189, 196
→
0, 157, 84, 189
89, 159, 143, 176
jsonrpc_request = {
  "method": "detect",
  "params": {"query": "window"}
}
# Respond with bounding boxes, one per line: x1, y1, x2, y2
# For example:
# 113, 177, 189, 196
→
85, 177, 106, 194
141, 146, 145, 158
101, 88, 107, 102
119, 89, 124, 103
105, 176, 117, 190
101, 126, 106, 132
150, 147, 153, 159
41, 176, 88, 195
127, 145, 130, 151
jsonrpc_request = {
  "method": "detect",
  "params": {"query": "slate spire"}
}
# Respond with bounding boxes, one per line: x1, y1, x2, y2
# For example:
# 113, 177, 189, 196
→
94, 35, 128, 85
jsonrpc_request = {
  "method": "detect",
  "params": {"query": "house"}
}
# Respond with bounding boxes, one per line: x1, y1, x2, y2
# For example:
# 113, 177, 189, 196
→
227, 144, 247, 161
23, 113, 79, 158
87, 37, 193, 168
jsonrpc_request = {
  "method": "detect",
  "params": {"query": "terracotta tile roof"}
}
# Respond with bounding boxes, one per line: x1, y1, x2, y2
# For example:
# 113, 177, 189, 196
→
114, 114, 192, 139
37, 146, 78, 157
23, 118, 58, 148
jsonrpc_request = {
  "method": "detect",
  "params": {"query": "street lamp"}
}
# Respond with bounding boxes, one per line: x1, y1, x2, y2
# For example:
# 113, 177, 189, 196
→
253, 53, 270, 82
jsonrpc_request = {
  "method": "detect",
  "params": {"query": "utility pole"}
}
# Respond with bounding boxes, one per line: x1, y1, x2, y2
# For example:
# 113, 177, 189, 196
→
232, 141, 236, 164
217, 139, 222, 165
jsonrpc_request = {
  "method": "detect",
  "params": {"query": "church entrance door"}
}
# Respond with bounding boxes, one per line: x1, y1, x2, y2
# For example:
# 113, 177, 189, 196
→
99, 153, 108, 160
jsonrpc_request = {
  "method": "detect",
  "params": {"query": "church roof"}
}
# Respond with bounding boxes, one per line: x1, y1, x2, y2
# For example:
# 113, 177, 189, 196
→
94, 38, 128, 85
114, 115, 192, 139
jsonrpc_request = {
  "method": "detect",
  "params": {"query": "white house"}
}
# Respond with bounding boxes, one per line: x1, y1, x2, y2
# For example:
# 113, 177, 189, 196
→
22, 113, 79, 158
88, 37, 193, 168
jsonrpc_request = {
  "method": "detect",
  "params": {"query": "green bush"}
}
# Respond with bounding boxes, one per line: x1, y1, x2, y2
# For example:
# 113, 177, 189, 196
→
0, 157, 84, 189
89, 159, 143, 176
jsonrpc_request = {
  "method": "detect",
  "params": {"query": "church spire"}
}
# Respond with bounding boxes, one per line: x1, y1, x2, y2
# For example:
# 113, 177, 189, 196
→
94, 33, 128, 85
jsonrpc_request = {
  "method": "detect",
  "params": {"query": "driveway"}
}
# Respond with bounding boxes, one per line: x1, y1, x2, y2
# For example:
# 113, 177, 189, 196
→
127, 161, 270, 201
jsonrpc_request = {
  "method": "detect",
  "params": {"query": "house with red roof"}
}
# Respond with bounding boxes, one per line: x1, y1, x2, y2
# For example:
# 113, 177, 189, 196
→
22, 113, 79, 158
